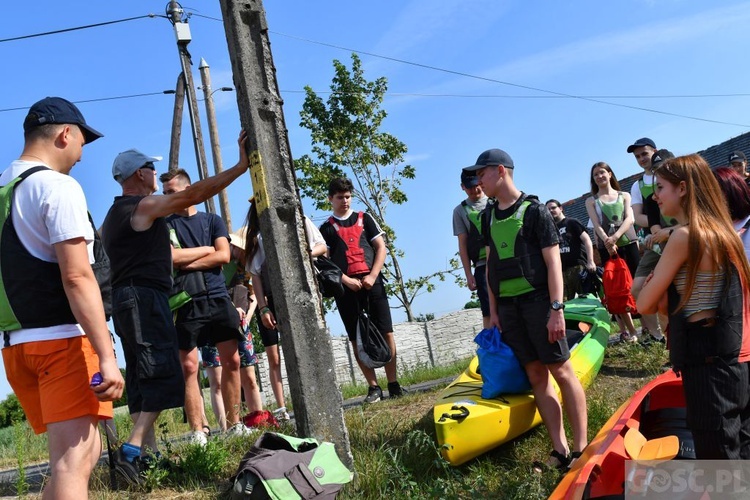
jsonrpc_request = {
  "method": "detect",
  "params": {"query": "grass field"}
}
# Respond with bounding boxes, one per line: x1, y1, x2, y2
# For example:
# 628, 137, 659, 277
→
0, 337, 668, 499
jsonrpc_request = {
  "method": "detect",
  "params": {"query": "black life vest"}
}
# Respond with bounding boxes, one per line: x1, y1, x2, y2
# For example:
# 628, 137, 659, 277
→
329, 212, 373, 276
0, 167, 112, 334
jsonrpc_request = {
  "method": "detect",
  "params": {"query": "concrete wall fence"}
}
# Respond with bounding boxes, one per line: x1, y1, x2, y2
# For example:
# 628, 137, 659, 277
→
253, 308, 484, 405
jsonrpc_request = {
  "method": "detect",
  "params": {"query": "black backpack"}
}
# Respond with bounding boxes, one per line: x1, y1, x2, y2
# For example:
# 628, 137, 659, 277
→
313, 256, 344, 299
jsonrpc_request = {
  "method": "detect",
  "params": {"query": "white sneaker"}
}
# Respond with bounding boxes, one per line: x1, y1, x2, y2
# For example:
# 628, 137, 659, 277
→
273, 407, 290, 421
226, 422, 252, 437
188, 430, 208, 446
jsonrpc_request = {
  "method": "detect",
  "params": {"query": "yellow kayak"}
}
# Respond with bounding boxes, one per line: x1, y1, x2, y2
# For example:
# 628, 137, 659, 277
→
434, 296, 611, 466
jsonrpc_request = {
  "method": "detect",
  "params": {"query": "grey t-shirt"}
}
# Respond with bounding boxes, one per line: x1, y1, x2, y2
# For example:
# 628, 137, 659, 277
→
452, 195, 489, 267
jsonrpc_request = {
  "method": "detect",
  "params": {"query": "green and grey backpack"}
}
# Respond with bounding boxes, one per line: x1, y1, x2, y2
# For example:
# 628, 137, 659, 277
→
229, 432, 352, 499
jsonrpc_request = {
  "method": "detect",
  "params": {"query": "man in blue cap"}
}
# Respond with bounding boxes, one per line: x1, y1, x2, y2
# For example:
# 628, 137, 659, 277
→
0, 97, 124, 498
452, 169, 491, 328
465, 148, 587, 471
101, 131, 250, 484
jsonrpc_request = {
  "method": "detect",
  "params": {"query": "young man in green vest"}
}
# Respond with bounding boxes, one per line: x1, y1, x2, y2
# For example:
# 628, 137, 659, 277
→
465, 148, 587, 470
627, 138, 666, 342
452, 170, 490, 328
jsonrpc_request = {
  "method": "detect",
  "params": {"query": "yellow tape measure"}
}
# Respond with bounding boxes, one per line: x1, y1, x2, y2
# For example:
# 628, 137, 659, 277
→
249, 150, 269, 214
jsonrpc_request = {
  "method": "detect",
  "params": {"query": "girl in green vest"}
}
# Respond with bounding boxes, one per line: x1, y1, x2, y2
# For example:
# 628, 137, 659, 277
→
585, 162, 640, 342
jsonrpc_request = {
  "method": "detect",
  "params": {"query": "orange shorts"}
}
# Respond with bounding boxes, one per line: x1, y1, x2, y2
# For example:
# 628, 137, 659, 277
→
2, 336, 113, 434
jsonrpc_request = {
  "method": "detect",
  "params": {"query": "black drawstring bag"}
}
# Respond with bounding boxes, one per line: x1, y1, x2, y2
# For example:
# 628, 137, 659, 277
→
313, 256, 345, 299
355, 293, 392, 368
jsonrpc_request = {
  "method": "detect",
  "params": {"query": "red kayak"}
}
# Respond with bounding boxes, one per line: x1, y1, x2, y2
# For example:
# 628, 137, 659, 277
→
550, 370, 695, 499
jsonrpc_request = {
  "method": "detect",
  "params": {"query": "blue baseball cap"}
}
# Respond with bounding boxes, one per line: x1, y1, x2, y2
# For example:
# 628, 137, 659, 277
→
112, 149, 163, 184
23, 97, 103, 144
463, 148, 514, 173
626, 137, 656, 153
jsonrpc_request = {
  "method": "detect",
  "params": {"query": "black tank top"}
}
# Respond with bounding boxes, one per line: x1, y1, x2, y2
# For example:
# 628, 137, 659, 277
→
101, 196, 172, 292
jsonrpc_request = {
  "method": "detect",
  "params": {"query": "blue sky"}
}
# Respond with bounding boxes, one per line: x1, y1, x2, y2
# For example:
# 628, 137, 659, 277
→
1, 1, 749, 399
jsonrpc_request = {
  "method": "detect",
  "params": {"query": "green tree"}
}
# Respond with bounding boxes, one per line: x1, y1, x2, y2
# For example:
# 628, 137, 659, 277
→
296, 53, 458, 321
0, 394, 26, 427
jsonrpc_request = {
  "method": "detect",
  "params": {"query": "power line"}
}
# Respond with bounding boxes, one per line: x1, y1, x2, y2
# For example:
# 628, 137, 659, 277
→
0, 14, 164, 44
3, 88, 749, 116
190, 12, 750, 127
268, 31, 750, 128
2, 13, 748, 127
0, 91, 176, 114
283, 90, 750, 100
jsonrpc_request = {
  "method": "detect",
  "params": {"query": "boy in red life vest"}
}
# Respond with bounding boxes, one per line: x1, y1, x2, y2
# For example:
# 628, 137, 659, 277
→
319, 177, 402, 403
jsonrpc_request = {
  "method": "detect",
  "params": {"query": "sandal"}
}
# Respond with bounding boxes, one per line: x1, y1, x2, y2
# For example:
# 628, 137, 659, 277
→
567, 451, 583, 471
532, 449, 570, 473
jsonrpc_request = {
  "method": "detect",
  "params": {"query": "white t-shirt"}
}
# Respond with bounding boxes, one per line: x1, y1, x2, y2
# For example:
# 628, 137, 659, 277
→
0, 160, 94, 346
630, 173, 654, 207
249, 216, 325, 275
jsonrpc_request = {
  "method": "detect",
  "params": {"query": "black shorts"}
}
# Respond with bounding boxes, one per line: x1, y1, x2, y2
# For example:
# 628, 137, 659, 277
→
495, 289, 569, 366
256, 295, 279, 347
112, 285, 185, 414
336, 279, 393, 342
174, 295, 243, 351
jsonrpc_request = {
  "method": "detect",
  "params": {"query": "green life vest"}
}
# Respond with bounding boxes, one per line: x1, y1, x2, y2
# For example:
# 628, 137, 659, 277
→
486, 197, 548, 298
461, 200, 486, 264
638, 178, 654, 199
596, 194, 632, 247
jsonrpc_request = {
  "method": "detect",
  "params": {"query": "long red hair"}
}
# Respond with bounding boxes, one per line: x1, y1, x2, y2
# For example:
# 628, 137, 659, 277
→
656, 154, 750, 310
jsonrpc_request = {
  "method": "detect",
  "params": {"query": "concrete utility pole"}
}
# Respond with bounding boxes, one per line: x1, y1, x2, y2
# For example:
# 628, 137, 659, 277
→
218, 0, 353, 467
166, 1, 215, 214
168, 73, 185, 172
199, 58, 233, 230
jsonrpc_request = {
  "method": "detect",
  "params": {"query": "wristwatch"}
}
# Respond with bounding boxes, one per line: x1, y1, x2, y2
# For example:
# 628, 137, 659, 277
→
550, 300, 565, 311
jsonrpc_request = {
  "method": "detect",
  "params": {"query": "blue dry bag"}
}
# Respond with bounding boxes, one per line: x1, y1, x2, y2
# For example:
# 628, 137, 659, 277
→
474, 326, 531, 398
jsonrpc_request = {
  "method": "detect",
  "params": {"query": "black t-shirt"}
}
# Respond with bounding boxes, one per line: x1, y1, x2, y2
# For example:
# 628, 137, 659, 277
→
319, 211, 384, 276
555, 217, 587, 269
166, 211, 230, 298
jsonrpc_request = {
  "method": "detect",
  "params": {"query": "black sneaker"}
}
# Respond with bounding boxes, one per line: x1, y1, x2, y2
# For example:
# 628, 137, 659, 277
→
388, 381, 405, 399
640, 334, 666, 347
113, 447, 144, 486
364, 385, 383, 404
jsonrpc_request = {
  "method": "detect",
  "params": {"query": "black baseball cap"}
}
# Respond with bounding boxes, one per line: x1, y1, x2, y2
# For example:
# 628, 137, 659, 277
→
463, 148, 514, 173
23, 97, 103, 144
460, 170, 479, 188
729, 151, 747, 164
626, 137, 656, 153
